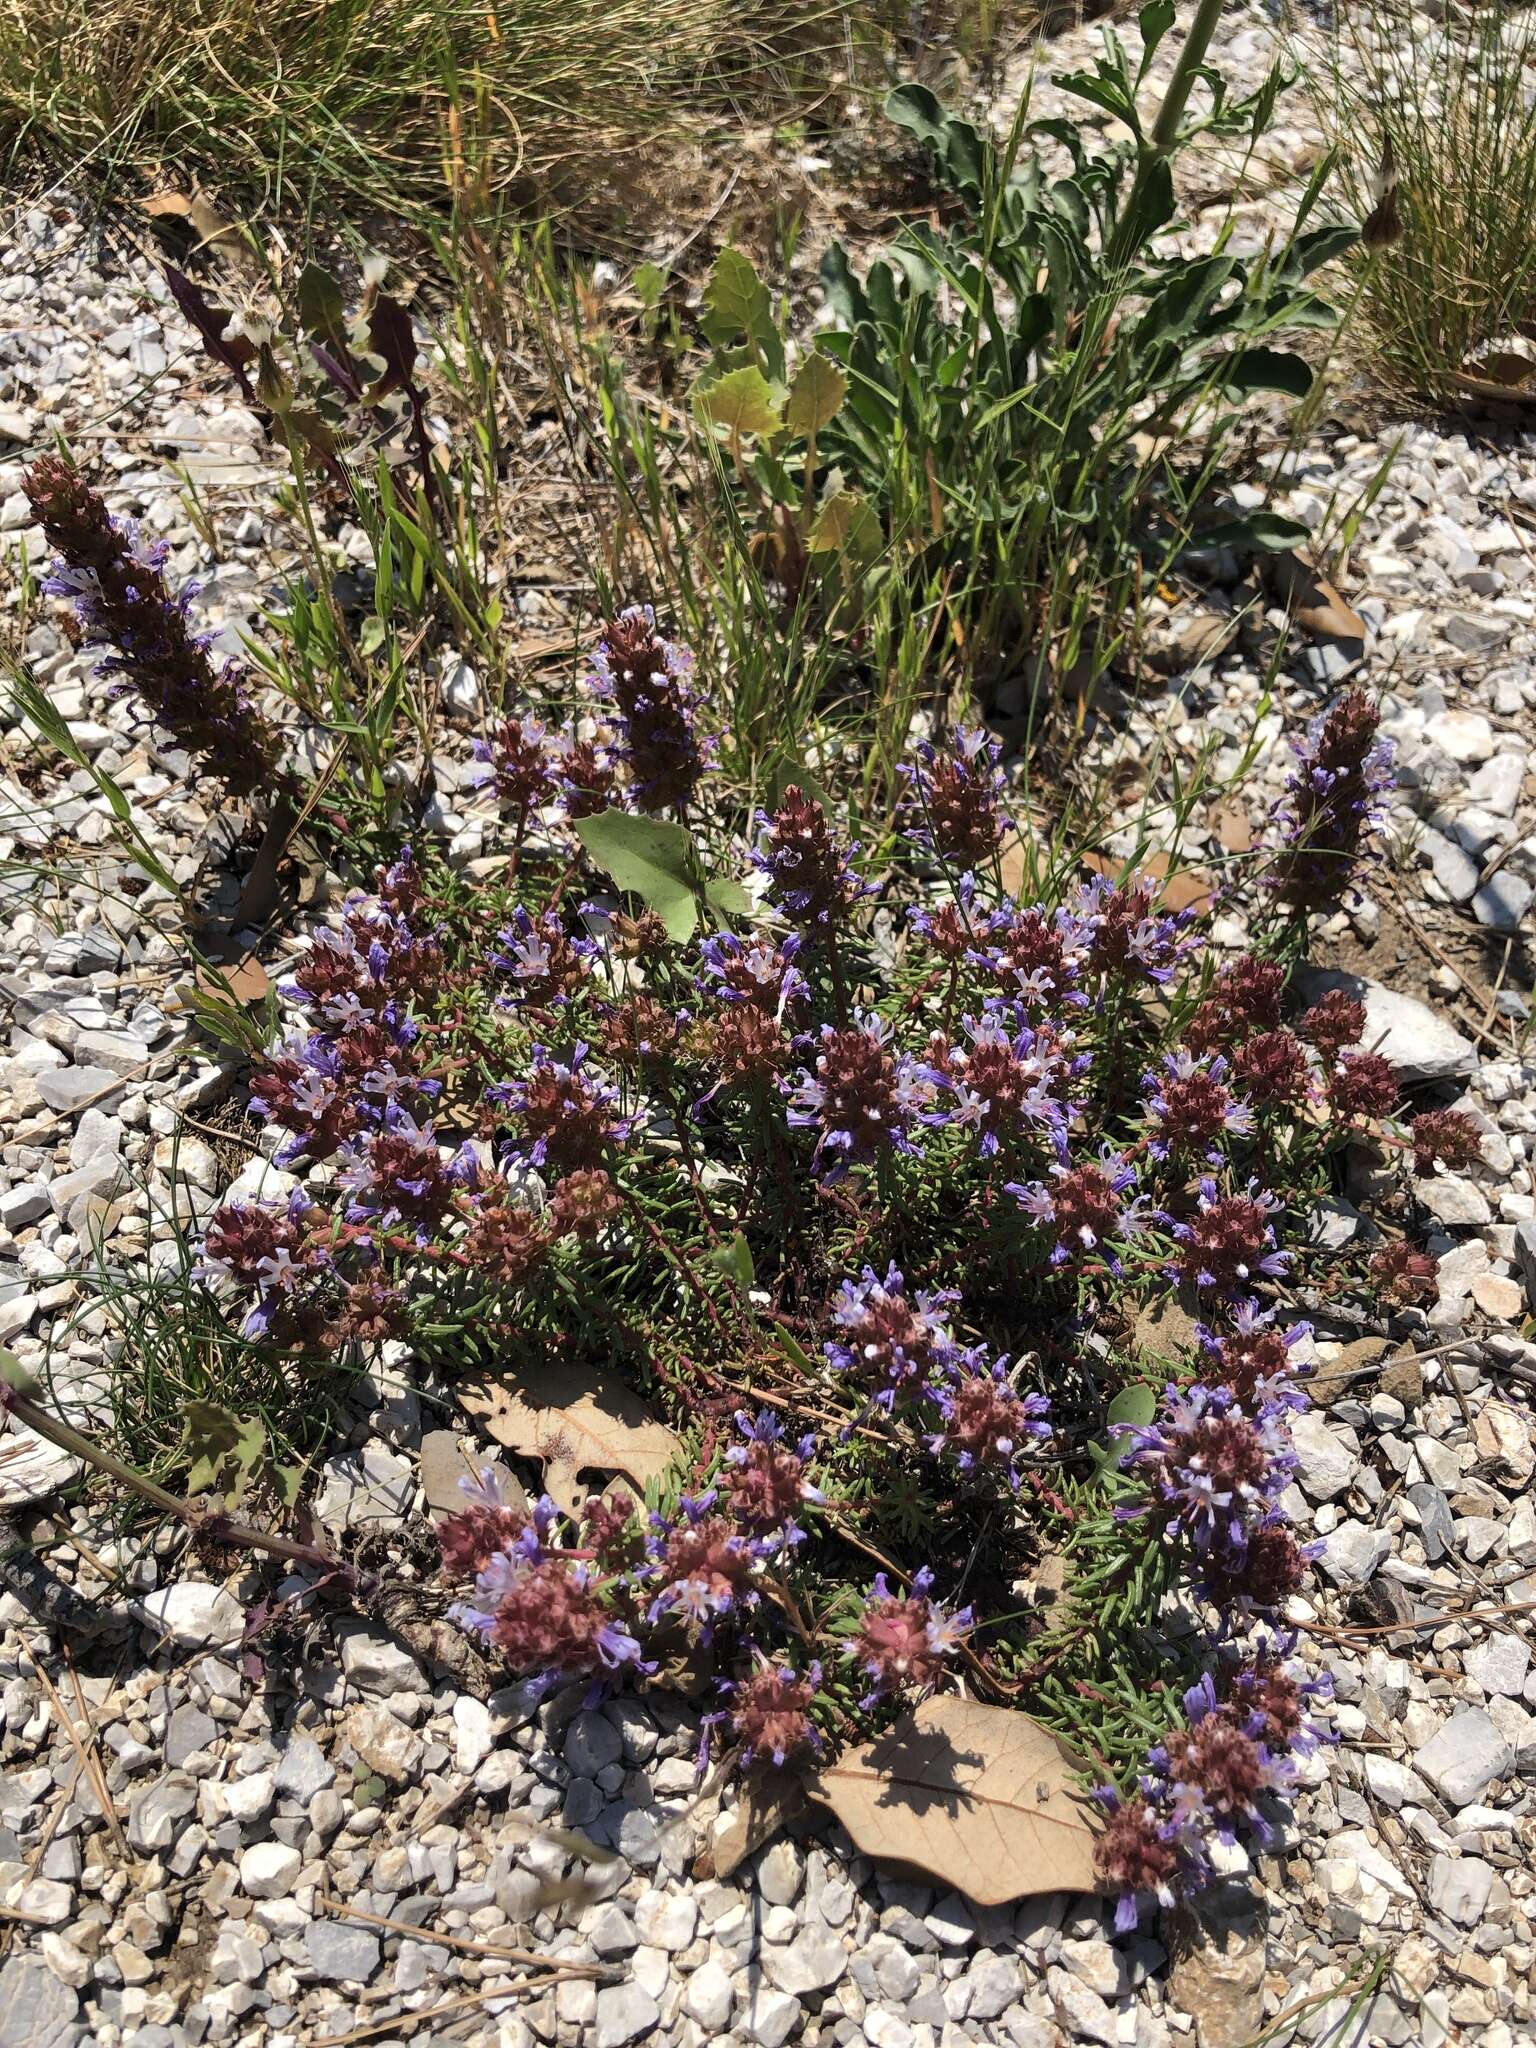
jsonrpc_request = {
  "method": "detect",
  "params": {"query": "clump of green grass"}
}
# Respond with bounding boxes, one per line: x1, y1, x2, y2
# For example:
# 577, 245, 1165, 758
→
0, 0, 828, 221
1303, 0, 1536, 403
0, 0, 1033, 227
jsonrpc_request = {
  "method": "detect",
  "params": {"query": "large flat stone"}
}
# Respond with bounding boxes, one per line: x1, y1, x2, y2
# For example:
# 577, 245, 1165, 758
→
1295, 968, 1476, 1083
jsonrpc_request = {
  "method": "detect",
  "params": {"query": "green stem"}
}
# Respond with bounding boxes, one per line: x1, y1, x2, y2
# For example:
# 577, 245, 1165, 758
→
1148, 0, 1229, 153
1107, 0, 1230, 273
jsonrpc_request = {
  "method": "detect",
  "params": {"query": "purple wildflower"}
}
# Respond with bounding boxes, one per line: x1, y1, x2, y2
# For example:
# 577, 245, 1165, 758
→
1141, 1049, 1255, 1163
926, 1351, 1052, 1485
786, 1013, 935, 1178
825, 1261, 957, 1409
1006, 1143, 1152, 1271
1169, 1178, 1289, 1295
587, 605, 711, 811
900, 725, 1008, 866
1270, 689, 1395, 913
26, 454, 285, 798
753, 786, 868, 926
849, 1567, 972, 1706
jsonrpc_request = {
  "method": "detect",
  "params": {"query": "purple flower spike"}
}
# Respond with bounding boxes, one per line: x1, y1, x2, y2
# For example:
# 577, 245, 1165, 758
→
26, 454, 285, 798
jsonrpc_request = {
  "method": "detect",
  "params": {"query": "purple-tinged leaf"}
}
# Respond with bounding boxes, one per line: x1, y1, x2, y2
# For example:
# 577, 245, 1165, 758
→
162, 266, 256, 400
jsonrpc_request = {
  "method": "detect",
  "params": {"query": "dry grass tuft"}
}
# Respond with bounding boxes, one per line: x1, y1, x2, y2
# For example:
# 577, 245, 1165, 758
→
1303, 0, 1536, 405
0, 0, 868, 221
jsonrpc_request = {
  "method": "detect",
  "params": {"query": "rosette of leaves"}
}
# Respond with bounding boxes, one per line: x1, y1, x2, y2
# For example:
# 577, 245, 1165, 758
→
690, 1, 1357, 704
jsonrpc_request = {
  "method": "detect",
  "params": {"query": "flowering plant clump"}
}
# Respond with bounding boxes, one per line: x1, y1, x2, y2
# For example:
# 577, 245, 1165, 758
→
189, 611, 1432, 1935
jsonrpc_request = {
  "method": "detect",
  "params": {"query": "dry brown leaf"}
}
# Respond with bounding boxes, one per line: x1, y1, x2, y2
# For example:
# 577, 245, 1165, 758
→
138, 188, 244, 258
194, 952, 269, 1005
696, 1769, 808, 1881
1452, 352, 1536, 403
417, 1429, 526, 1518
1263, 552, 1366, 647
1081, 848, 1210, 915
1212, 807, 1252, 854
998, 834, 1034, 899
804, 1693, 1099, 1907
1160, 869, 1214, 915
458, 1361, 679, 1516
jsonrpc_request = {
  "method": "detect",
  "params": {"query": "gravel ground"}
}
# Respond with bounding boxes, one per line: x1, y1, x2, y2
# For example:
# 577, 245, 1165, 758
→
1, 10, 1535, 2045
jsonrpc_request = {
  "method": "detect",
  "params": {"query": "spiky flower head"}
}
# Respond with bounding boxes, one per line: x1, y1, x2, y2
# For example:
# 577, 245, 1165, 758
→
587, 605, 711, 812
1270, 688, 1394, 913
26, 453, 285, 798
753, 785, 867, 926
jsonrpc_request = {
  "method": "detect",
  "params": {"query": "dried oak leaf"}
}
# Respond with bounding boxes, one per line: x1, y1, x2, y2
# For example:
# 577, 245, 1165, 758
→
417, 1428, 526, 1518
458, 1361, 679, 1517
804, 1693, 1099, 1907
696, 1768, 808, 1882
1262, 551, 1365, 648
193, 951, 269, 1005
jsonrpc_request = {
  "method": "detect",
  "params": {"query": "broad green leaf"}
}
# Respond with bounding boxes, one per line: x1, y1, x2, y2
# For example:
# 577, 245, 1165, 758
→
633, 261, 668, 311
941, 115, 987, 196
296, 262, 347, 345
1107, 1384, 1157, 1428
1218, 347, 1313, 399
809, 489, 883, 564
182, 1399, 267, 1504
705, 874, 752, 921
818, 243, 871, 330
1089, 1382, 1157, 1481
707, 1232, 755, 1291
784, 354, 847, 437
1135, 255, 1236, 347
693, 365, 784, 445
704, 247, 770, 338
1194, 509, 1312, 554
270, 1462, 303, 1509
767, 756, 833, 814
884, 82, 950, 155
574, 808, 700, 942
1136, 0, 1176, 77
702, 248, 781, 375
1279, 224, 1358, 282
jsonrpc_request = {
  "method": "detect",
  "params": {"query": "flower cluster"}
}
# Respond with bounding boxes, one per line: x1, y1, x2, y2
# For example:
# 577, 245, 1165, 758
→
901, 726, 1008, 867
1008, 1144, 1152, 1273
468, 714, 558, 829
850, 1569, 971, 1704
26, 453, 286, 798
787, 1014, 935, 1177
1141, 1050, 1254, 1163
754, 786, 868, 925
1169, 1178, 1289, 1296
1096, 1642, 1331, 1932
1074, 871, 1191, 987
1120, 1379, 1298, 1600
446, 1488, 642, 1693
1409, 1107, 1482, 1179
924, 1006, 1082, 1156
824, 1265, 1052, 1483
1270, 688, 1395, 912
587, 605, 712, 812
